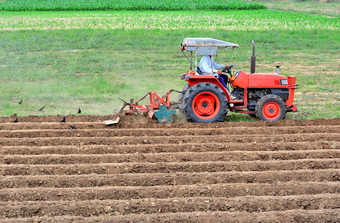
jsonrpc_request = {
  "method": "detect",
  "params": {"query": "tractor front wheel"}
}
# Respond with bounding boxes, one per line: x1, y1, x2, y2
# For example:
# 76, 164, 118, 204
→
183, 83, 228, 123
256, 94, 286, 121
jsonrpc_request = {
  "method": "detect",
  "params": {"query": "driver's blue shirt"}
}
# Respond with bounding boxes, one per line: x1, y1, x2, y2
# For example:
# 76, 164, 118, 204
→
199, 56, 225, 76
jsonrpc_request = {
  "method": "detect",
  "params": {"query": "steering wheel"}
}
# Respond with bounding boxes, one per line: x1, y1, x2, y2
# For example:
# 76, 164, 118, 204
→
222, 65, 234, 76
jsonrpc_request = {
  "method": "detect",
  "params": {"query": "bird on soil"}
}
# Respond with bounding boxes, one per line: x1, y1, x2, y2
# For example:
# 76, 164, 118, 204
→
70, 125, 76, 130
60, 117, 66, 123
18, 99, 23, 104
38, 106, 45, 112
13, 118, 18, 123
77, 108, 81, 114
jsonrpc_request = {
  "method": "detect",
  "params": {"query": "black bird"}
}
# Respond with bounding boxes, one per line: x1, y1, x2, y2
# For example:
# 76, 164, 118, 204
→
60, 117, 66, 123
19, 99, 23, 104
77, 108, 81, 114
70, 125, 76, 130
38, 106, 45, 112
13, 118, 18, 123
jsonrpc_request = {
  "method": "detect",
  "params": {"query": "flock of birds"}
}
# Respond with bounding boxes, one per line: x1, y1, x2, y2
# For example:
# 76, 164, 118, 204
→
13, 99, 80, 130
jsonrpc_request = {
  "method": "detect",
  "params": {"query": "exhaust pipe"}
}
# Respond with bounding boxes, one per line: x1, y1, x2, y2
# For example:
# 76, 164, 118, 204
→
250, 40, 256, 74
274, 62, 281, 75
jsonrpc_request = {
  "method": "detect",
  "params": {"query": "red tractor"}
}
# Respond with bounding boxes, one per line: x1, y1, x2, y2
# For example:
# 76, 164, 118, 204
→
105, 38, 297, 125
178, 38, 298, 122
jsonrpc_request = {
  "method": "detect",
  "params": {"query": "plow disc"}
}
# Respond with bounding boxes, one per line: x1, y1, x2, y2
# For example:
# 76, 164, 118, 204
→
154, 104, 176, 123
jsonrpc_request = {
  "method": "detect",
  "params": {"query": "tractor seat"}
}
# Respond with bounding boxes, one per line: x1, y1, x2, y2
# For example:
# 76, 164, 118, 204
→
196, 67, 203, 75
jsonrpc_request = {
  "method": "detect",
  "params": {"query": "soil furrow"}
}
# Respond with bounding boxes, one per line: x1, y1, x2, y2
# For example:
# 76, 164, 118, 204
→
2, 150, 340, 165
1, 116, 339, 221
2, 209, 339, 223
0, 133, 339, 146
0, 115, 339, 126
0, 115, 112, 123
2, 182, 340, 202
1, 194, 339, 218
1, 125, 339, 138
2, 159, 339, 176
1, 141, 338, 155
1, 169, 339, 189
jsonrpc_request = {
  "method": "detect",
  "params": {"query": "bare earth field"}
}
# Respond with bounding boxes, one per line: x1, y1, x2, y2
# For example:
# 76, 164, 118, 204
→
0, 115, 340, 222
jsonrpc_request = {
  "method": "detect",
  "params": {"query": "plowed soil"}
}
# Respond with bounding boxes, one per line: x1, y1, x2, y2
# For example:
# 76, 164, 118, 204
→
1, 115, 340, 223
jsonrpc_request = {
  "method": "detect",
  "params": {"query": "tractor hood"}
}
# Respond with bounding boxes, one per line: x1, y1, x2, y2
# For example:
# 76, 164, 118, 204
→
183, 38, 239, 48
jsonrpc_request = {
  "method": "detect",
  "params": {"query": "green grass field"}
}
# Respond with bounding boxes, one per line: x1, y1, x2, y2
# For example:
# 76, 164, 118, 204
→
0, 8, 339, 120
1, 10, 337, 31
0, 0, 265, 11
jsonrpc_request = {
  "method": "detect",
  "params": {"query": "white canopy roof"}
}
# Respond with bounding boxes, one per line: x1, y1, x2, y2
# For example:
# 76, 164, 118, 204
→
183, 38, 239, 48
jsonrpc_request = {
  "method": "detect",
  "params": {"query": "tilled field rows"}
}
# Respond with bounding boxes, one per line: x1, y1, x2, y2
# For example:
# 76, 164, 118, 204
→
0, 117, 340, 222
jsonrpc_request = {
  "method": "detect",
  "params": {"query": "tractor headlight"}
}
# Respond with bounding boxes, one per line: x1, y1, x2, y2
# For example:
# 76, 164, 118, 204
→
280, 79, 288, 85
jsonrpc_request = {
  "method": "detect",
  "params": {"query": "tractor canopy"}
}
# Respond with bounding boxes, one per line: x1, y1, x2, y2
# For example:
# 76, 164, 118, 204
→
181, 38, 238, 73
182, 38, 239, 49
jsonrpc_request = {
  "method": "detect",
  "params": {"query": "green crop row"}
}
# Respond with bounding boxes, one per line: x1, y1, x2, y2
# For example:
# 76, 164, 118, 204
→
1, 10, 338, 31
0, 0, 266, 11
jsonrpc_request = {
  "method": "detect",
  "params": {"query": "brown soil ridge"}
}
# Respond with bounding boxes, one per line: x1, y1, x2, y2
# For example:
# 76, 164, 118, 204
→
0, 115, 339, 126
3, 150, 340, 165
0, 115, 113, 123
1, 141, 338, 155
2, 209, 339, 223
2, 121, 340, 131
1, 120, 340, 130
1, 182, 339, 202
3, 159, 339, 176
1, 194, 339, 218
0, 133, 339, 146
1, 117, 340, 221
1, 169, 339, 189
1, 125, 339, 138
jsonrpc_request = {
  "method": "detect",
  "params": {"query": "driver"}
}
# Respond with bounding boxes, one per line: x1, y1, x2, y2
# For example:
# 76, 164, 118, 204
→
199, 55, 230, 91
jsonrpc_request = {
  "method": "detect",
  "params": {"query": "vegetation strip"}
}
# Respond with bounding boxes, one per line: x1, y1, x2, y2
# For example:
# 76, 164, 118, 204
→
0, 0, 265, 11
1, 11, 338, 31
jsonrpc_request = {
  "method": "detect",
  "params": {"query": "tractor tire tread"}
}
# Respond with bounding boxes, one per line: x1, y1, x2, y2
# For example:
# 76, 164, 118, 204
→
182, 82, 228, 123
178, 84, 190, 104
255, 94, 287, 121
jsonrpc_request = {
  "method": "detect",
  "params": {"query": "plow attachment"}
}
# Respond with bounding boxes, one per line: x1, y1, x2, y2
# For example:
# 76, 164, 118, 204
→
104, 116, 120, 126
104, 89, 181, 125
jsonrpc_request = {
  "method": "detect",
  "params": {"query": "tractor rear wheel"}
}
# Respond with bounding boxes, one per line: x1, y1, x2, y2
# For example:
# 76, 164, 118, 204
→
256, 94, 286, 121
183, 83, 228, 123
